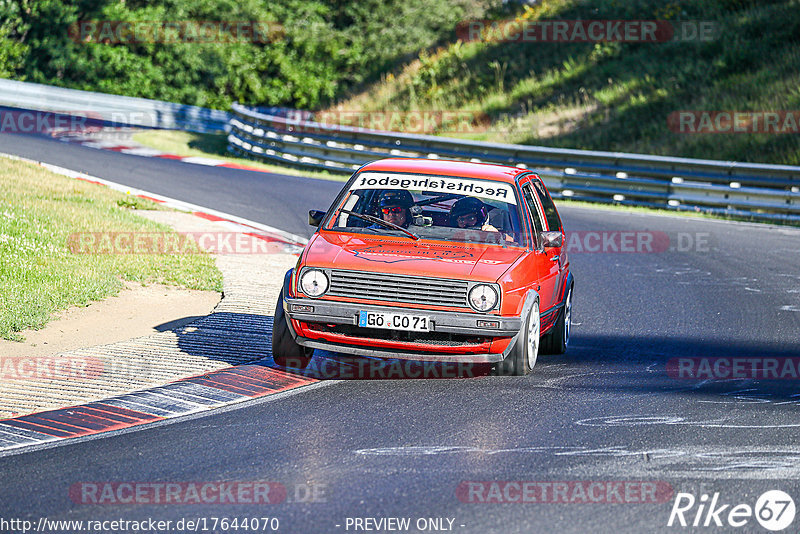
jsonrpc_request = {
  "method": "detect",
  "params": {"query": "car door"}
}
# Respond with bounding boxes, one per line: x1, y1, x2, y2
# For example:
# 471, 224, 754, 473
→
520, 179, 559, 313
531, 178, 567, 306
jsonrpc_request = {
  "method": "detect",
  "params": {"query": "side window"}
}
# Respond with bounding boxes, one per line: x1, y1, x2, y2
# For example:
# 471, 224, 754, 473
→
522, 183, 546, 248
532, 180, 562, 232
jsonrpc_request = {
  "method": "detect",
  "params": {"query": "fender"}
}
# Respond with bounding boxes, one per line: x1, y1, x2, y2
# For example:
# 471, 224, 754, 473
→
521, 289, 540, 321
283, 268, 294, 298
280, 268, 302, 342
538, 272, 573, 333
541, 272, 574, 317
559, 272, 574, 306
505, 289, 540, 353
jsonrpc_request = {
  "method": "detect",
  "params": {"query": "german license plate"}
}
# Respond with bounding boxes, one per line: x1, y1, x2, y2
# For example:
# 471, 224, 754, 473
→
358, 311, 430, 332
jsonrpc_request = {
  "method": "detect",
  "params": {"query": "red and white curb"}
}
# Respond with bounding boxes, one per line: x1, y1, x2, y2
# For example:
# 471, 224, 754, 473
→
1, 153, 307, 254
56, 130, 272, 174
0, 153, 318, 453
0, 363, 320, 453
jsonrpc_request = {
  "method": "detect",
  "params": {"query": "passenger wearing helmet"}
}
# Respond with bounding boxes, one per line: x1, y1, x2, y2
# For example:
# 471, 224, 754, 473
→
372, 190, 413, 229
449, 196, 513, 241
450, 197, 490, 229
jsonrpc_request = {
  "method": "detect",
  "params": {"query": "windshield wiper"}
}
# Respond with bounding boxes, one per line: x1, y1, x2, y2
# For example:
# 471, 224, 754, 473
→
339, 209, 420, 241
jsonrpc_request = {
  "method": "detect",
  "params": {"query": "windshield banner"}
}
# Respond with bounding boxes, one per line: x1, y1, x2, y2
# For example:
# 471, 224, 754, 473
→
351, 172, 517, 205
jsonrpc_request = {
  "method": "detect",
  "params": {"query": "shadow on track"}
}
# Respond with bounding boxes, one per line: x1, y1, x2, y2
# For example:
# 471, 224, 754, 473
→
534, 332, 800, 408
170, 312, 800, 408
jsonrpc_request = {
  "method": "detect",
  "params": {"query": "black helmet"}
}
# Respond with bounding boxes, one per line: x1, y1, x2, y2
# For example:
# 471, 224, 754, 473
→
450, 197, 487, 227
379, 190, 414, 209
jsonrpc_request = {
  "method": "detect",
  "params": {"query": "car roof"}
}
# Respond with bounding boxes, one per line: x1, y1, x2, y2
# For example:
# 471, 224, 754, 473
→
358, 158, 531, 185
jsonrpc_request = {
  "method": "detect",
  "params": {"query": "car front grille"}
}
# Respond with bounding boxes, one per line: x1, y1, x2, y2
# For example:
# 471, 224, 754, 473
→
326, 270, 469, 308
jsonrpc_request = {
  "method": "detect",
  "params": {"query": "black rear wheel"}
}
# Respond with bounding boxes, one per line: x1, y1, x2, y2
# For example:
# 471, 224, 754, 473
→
541, 285, 572, 355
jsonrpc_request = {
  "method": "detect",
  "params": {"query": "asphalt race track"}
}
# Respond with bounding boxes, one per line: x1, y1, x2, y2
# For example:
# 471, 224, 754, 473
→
2, 132, 800, 533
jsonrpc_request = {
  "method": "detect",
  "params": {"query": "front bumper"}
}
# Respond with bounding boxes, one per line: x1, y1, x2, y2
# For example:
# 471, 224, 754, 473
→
283, 297, 522, 363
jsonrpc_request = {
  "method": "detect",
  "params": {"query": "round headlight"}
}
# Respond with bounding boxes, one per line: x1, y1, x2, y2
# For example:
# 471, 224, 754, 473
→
300, 269, 329, 297
468, 284, 498, 312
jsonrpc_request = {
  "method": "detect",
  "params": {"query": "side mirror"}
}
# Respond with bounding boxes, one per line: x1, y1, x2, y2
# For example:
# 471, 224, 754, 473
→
308, 210, 325, 227
541, 231, 563, 248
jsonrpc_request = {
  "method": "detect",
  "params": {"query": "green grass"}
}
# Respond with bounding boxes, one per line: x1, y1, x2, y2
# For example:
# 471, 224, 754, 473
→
132, 130, 349, 182
326, 0, 800, 166
0, 157, 223, 341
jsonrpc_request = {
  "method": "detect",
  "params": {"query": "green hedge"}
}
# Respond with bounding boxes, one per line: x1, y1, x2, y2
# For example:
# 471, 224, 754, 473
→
0, 0, 486, 109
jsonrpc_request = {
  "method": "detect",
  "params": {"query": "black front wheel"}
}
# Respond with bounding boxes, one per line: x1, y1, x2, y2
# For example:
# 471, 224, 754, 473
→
493, 300, 540, 376
272, 289, 314, 369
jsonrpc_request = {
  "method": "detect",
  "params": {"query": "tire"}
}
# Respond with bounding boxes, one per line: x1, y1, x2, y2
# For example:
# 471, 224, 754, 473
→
541, 284, 572, 355
493, 299, 540, 376
272, 288, 314, 369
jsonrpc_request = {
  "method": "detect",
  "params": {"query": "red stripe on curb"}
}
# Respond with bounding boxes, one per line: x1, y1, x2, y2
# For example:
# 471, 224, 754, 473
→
2, 406, 164, 438
195, 372, 288, 394
246, 232, 289, 244
190, 212, 297, 247
86, 403, 159, 421
34, 414, 128, 433
57, 135, 306, 248
63, 134, 280, 178
188, 377, 274, 397
0, 364, 317, 450
75, 177, 106, 186
192, 211, 227, 223
78, 405, 150, 424
182, 365, 317, 397
217, 162, 275, 173
2, 419, 82, 438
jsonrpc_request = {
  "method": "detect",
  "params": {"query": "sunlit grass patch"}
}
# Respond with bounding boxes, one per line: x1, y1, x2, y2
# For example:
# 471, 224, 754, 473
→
0, 157, 222, 341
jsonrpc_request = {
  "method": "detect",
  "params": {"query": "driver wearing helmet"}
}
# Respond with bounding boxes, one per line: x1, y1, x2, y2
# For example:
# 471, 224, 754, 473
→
372, 190, 414, 229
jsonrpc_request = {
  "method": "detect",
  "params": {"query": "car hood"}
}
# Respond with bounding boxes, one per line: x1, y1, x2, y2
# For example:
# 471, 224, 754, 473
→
302, 232, 525, 282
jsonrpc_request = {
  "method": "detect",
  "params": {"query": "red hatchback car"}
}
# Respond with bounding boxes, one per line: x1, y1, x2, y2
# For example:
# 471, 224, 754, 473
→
272, 158, 573, 375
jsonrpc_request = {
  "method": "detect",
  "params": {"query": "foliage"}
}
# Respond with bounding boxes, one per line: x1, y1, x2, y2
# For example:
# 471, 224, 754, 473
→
0, 0, 490, 109
335, 0, 800, 164
3, 0, 798, 163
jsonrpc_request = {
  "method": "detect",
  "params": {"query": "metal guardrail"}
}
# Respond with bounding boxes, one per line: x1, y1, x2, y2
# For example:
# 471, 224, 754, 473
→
228, 102, 800, 223
0, 78, 229, 133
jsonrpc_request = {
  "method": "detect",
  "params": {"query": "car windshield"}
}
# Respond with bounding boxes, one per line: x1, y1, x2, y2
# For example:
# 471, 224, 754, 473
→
326, 172, 526, 247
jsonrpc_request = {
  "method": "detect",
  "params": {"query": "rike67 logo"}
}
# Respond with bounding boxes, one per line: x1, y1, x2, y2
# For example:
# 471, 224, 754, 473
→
668, 490, 795, 531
